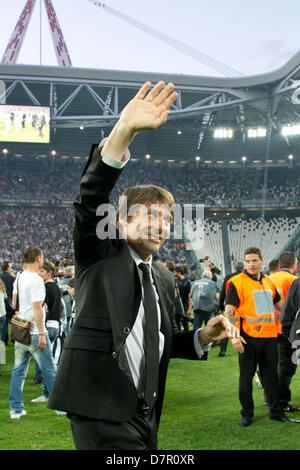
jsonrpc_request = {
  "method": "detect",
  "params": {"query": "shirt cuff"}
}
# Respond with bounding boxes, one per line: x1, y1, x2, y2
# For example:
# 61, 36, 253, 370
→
193, 328, 212, 358
98, 138, 130, 169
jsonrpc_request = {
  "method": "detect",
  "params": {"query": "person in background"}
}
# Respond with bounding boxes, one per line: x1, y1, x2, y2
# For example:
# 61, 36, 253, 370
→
174, 265, 192, 332
218, 261, 245, 357
57, 264, 74, 336
30, 260, 62, 391
190, 271, 219, 331
225, 246, 299, 427
269, 259, 280, 275
0, 279, 8, 374
0, 261, 15, 345
9, 246, 57, 419
269, 252, 299, 412
67, 278, 76, 331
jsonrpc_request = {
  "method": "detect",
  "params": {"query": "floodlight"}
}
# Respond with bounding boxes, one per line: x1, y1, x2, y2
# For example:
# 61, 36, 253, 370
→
248, 127, 266, 138
214, 128, 233, 139
282, 124, 300, 136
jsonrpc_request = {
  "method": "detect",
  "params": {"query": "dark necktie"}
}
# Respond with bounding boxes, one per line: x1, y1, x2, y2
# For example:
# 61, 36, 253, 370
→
138, 262, 159, 408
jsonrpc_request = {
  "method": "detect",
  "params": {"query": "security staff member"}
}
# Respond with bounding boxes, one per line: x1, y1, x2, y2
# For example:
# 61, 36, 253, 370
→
270, 252, 299, 412
225, 246, 299, 427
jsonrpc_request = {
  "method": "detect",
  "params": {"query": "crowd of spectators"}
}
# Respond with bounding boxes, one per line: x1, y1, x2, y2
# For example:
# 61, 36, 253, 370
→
0, 206, 196, 275
0, 207, 74, 270
0, 157, 299, 277
260, 168, 300, 202
110, 160, 171, 202
174, 166, 256, 203
0, 158, 83, 201
1, 157, 300, 205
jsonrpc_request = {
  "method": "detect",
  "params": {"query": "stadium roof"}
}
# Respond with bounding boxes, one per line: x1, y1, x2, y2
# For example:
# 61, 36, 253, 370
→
1, 51, 300, 167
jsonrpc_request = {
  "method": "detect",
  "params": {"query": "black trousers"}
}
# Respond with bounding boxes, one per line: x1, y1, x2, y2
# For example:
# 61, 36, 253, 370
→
69, 403, 157, 450
277, 334, 297, 405
238, 333, 284, 419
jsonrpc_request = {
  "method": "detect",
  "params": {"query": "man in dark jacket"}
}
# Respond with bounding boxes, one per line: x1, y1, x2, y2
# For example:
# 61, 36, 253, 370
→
0, 261, 15, 300
281, 277, 300, 346
0, 261, 15, 344
48, 80, 240, 450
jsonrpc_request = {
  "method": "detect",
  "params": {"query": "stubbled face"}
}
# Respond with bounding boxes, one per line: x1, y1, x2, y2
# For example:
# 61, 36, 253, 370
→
122, 203, 172, 261
245, 253, 263, 278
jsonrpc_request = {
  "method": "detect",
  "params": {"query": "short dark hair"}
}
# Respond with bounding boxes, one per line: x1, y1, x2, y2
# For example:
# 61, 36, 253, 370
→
68, 278, 75, 288
116, 184, 175, 228
165, 260, 175, 272
42, 260, 55, 277
269, 259, 279, 272
279, 252, 297, 269
23, 246, 42, 264
244, 247, 263, 260
181, 264, 189, 274
175, 265, 184, 275
0, 261, 10, 272
234, 261, 244, 273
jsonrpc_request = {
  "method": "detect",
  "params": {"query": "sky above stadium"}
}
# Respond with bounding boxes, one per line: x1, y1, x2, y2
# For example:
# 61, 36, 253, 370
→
1, 0, 300, 78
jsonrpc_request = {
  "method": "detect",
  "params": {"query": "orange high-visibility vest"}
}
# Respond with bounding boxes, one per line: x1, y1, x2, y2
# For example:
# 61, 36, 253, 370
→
269, 270, 296, 303
225, 273, 240, 294
270, 270, 297, 334
231, 272, 280, 338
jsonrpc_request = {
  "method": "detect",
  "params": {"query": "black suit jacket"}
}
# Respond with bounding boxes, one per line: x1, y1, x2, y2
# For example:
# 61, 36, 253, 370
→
280, 278, 300, 338
0, 271, 15, 299
48, 145, 200, 426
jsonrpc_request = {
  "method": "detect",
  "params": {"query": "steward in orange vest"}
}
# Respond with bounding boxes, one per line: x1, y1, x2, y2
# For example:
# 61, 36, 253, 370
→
225, 247, 299, 427
228, 271, 281, 338
270, 269, 297, 307
269, 252, 299, 412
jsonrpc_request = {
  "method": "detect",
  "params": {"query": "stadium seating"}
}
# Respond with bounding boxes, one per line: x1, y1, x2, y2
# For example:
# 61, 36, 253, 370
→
227, 217, 300, 271
0, 157, 299, 277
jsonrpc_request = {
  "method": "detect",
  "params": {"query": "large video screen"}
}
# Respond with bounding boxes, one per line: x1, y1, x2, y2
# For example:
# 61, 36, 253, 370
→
0, 105, 50, 143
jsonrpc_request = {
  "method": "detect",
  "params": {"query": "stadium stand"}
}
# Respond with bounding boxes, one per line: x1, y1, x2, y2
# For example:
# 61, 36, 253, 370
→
228, 217, 300, 272
1, 59, 300, 280
184, 218, 225, 275
0, 158, 300, 277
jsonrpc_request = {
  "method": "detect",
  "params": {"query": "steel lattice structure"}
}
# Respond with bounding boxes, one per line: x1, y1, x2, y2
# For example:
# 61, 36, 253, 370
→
1, 54, 300, 166
0, 0, 300, 167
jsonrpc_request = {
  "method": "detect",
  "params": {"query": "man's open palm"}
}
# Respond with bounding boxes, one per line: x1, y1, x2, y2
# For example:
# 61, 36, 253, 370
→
120, 81, 178, 132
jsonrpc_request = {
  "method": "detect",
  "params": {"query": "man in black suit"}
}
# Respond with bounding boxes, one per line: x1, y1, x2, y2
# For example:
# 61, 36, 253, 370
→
48, 81, 240, 450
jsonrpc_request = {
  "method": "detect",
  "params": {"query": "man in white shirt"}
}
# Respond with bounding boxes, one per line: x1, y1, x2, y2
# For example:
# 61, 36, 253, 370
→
9, 246, 57, 419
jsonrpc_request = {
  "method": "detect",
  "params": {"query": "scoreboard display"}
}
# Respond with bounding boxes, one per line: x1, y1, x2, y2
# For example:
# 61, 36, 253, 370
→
0, 105, 50, 143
